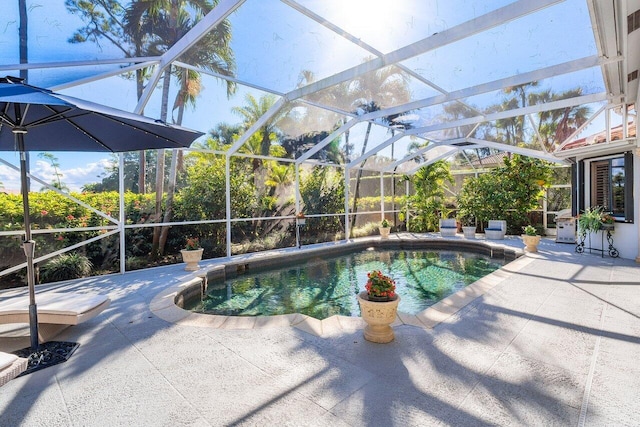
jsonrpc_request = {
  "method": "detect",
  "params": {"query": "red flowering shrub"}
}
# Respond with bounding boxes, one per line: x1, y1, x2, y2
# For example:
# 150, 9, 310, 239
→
365, 270, 396, 299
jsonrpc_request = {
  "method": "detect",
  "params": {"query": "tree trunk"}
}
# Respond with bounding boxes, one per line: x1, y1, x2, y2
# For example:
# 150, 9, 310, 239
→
350, 122, 372, 232
138, 151, 146, 193
175, 85, 185, 173
150, 149, 165, 258
151, 69, 172, 259
158, 149, 178, 254
158, 72, 188, 255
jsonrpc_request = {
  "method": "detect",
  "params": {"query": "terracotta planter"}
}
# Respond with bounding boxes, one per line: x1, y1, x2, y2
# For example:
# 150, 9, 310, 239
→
521, 235, 541, 253
379, 226, 391, 239
357, 292, 400, 343
181, 248, 204, 271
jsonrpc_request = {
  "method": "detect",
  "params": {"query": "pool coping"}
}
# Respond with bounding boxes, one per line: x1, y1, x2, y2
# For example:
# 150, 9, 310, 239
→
150, 234, 532, 337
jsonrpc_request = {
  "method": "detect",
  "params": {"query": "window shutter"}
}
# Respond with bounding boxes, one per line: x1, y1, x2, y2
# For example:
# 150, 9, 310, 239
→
577, 161, 584, 214
591, 161, 611, 210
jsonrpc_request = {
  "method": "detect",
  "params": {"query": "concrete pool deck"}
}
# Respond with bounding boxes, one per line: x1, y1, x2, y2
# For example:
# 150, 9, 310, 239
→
1, 233, 639, 426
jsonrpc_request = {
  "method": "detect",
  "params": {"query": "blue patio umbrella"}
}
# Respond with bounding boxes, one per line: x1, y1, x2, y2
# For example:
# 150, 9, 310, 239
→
0, 76, 203, 355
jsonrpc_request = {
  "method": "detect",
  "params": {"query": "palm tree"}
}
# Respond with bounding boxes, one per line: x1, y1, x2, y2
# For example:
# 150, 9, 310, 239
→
232, 93, 284, 158
409, 160, 453, 231
265, 162, 294, 192
348, 62, 411, 230
67, 0, 152, 192
290, 70, 349, 163
127, 0, 236, 256
534, 88, 591, 151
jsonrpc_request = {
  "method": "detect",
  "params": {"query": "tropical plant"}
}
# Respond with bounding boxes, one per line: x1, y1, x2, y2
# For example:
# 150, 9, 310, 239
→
39, 253, 93, 283
232, 93, 285, 160
67, 0, 151, 192
407, 160, 453, 232
134, 0, 236, 258
523, 225, 537, 236
381, 218, 390, 228
458, 215, 475, 227
349, 60, 411, 224
534, 88, 591, 152
299, 167, 345, 240
457, 154, 552, 232
577, 206, 613, 234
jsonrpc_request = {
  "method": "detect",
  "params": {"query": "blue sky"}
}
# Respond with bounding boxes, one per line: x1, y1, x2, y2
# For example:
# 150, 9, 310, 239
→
0, 0, 602, 192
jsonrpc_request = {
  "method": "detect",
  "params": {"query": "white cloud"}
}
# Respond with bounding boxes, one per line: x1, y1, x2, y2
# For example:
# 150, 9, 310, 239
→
0, 158, 112, 194
33, 158, 112, 192
63, 158, 112, 191
0, 163, 21, 193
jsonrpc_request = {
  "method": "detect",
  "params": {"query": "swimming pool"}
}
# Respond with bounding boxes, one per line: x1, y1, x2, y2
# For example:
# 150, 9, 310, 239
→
186, 248, 506, 320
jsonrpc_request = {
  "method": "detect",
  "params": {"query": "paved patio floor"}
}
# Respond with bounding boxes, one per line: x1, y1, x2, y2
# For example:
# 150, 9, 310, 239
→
1, 234, 639, 426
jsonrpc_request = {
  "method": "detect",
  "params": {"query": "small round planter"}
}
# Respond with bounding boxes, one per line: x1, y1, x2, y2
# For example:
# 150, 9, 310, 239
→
181, 248, 204, 271
296, 218, 306, 225
379, 226, 391, 239
462, 226, 476, 239
356, 291, 400, 343
521, 235, 541, 253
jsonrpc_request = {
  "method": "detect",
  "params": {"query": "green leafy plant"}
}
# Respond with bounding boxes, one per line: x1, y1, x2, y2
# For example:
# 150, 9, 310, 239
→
457, 154, 552, 232
406, 161, 453, 232
39, 253, 93, 283
365, 270, 396, 299
578, 206, 614, 233
459, 215, 474, 226
523, 225, 537, 236
381, 218, 390, 228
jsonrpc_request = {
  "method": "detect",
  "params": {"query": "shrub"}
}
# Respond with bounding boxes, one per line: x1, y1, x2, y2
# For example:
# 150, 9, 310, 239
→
457, 154, 552, 232
351, 221, 380, 238
39, 253, 93, 283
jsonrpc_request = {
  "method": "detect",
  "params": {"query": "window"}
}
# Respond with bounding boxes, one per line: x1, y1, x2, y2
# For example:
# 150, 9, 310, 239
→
589, 153, 633, 221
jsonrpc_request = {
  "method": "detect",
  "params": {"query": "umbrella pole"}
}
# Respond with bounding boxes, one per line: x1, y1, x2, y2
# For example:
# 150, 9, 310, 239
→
15, 130, 39, 351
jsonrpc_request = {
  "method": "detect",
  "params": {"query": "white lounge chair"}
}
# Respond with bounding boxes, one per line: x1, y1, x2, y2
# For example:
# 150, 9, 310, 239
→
0, 351, 28, 387
485, 220, 507, 239
0, 292, 110, 342
439, 218, 458, 237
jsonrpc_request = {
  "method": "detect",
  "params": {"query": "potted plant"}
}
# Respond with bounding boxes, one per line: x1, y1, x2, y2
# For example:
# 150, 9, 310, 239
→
600, 212, 615, 230
180, 237, 204, 271
296, 212, 306, 225
521, 225, 541, 252
460, 216, 476, 239
578, 206, 614, 234
576, 206, 619, 257
379, 218, 391, 239
356, 270, 401, 343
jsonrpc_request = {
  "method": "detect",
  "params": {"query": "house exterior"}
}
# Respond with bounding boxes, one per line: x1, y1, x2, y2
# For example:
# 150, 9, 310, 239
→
556, 121, 639, 261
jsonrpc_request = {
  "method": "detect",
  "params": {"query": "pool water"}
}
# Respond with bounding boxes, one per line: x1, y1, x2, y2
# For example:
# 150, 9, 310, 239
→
187, 249, 505, 320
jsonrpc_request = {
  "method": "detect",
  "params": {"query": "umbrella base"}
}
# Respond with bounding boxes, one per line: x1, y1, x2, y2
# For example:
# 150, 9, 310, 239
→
13, 341, 79, 377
